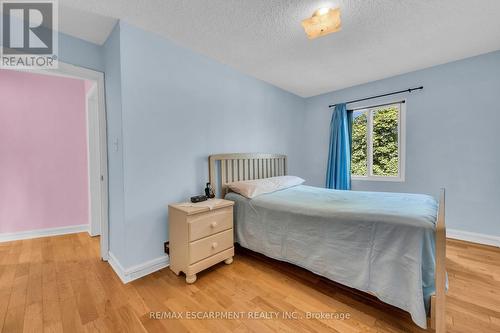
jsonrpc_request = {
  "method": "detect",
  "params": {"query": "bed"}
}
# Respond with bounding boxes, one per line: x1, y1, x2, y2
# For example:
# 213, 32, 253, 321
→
208, 153, 446, 332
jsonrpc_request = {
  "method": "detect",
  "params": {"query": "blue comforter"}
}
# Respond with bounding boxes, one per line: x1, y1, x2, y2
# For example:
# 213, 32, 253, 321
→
225, 185, 437, 328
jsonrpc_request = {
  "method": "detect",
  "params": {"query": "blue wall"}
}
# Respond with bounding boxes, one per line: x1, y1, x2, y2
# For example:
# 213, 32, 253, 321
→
103, 24, 127, 264
1, 36, 103, 72
110, 22, 305, 268
59, 33, 104, 72
303, 50, 500, 236
0, 13, 104, 72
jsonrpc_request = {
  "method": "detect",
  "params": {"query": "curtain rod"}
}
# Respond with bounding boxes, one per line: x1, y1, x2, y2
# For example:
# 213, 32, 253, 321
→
347, 100, 405, 112
328, 86, 423, 108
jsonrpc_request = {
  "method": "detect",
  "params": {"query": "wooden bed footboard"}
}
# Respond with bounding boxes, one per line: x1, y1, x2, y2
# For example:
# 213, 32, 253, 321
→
430, 188, 446, 332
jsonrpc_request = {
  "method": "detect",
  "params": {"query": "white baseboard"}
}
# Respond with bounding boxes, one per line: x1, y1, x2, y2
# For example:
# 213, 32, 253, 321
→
0, 224, 89, 243
447, 228, 500, 248
108, 252, 169, 284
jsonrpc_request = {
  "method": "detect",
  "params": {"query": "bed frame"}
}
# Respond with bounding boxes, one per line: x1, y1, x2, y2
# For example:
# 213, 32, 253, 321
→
208, 153, 446, 332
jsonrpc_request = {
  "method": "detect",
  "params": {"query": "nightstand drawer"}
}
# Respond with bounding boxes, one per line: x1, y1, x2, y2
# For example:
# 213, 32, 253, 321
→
189, 229, 233, 264
186, 248, 234, 276
188, 206, 232, 241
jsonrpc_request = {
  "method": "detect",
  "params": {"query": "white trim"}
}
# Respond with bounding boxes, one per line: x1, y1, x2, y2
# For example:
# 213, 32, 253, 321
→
351, 175, 405, 182
447, 229, 500, 248
86, 82, 97, 100
12, 62, 110, 261
107, 252, 128, 283
108, 252, 170, 284
351, 100, 406, 182
0, 224, 89, 243
86, 83, 101, 237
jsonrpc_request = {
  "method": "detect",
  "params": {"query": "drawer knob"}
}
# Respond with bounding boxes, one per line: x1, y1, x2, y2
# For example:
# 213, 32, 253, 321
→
212, 242, 218, 249
210, 222, 218, 228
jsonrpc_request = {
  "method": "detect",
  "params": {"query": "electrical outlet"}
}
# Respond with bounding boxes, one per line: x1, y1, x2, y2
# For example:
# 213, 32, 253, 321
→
164, 241, 169, 255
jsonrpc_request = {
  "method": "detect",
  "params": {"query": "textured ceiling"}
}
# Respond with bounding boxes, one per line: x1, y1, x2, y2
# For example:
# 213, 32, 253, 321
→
59, 0, 500, 97
59, 6, 117, 45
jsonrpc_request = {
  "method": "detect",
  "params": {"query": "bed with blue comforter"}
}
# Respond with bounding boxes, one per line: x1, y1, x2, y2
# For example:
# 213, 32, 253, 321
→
225, 185, 438, 329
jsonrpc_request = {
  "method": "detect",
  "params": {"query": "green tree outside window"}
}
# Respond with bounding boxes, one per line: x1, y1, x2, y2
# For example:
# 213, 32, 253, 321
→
351, 106, 399, 178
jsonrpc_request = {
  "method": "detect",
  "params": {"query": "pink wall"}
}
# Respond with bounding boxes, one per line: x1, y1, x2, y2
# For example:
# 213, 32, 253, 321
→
0, 69, 89, 233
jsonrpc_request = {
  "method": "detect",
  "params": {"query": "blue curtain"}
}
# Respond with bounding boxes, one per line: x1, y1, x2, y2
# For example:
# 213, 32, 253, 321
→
325, 103, 352, 190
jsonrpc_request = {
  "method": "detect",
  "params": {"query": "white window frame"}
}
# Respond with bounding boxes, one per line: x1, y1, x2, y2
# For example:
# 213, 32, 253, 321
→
351, 100, 406, 182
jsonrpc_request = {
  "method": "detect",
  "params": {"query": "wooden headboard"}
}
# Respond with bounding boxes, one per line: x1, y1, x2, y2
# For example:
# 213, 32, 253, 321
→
209, 153, 287, 197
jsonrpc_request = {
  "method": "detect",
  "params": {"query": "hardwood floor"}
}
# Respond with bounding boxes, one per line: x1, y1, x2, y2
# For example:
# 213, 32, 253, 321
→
0, 233, 498, 332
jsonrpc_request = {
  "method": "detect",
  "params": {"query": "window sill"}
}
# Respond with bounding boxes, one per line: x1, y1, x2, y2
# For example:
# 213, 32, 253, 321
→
351, 176, 405, 182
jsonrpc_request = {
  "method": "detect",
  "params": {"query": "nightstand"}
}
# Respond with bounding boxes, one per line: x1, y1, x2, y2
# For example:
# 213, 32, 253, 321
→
168, 199, 234, 283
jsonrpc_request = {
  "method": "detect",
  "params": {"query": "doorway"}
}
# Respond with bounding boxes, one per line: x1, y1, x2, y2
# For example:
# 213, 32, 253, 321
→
3, 62, 109, 261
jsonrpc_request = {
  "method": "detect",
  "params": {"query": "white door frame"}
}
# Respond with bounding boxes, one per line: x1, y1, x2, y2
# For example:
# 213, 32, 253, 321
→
86, 83, 101, 237
14, 62, 110, 261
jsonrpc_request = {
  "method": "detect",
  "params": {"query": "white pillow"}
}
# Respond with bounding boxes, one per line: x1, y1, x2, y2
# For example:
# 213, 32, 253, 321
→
228, 176, 305, 199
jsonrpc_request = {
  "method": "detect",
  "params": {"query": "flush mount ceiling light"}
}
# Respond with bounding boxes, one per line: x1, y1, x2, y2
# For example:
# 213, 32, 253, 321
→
301, 7, 341, 39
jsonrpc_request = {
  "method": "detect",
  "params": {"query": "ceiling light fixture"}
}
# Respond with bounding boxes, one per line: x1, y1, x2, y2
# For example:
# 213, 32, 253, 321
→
301, 7, 341, 39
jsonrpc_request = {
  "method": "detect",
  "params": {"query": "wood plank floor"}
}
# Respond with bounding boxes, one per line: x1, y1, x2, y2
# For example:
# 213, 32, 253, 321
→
0, 233, 498, 332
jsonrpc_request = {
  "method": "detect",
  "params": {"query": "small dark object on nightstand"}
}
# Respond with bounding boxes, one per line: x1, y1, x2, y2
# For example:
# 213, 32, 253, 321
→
205, 182, 215, 198
191, 195, 207, 203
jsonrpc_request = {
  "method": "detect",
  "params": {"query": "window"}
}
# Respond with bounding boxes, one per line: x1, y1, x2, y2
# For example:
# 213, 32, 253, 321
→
351, 102, 405, 181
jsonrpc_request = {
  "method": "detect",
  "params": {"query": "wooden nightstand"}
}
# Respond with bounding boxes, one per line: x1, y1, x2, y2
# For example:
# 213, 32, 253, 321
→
168, 199, 234, 283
